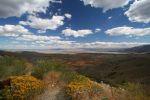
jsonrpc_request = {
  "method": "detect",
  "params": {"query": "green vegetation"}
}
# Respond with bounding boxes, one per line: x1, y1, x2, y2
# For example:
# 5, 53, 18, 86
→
32, 60, 67, 79
0, 56, 29, 79
64, 74, 103, 100
123, 83, 150, 100
1, 75, 43, 100
0, 52, 150, 100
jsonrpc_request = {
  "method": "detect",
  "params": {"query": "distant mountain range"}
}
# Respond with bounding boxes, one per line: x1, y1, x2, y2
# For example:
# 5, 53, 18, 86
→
120, 45, 150, 53
0, 45, 150, 54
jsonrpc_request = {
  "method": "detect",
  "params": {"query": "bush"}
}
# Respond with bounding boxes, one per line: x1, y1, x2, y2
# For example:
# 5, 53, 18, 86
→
32, 60, 67, 79
0, 56, 29, 78
64, 73, 103, 100
1, 75, 44, 100
123, 83, 150, 100
62, 72, 88, 83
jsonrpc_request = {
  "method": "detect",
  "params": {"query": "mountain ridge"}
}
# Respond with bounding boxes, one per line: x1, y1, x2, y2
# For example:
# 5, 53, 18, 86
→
121, 45, 150, 53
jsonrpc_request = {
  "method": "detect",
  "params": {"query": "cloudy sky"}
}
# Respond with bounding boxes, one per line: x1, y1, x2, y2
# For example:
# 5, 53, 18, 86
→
0, 0, 150, 51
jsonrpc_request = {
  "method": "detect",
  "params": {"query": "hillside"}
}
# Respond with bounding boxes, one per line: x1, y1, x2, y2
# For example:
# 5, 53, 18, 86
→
0, 51, 150, 86
0, 51, 150, 99
121, 45, 150, 53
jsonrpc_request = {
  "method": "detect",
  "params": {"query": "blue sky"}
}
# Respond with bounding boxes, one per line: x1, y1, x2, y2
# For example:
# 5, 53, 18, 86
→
0, 0, 150, 51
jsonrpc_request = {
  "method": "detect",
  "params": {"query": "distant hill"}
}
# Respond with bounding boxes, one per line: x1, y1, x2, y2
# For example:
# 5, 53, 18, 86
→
121, 45, 150, 53
1, 45, 150, 55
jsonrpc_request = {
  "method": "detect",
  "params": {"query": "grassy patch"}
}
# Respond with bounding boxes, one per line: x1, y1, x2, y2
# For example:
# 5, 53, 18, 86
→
0, 56, 30, 78
31, 60, 67, 79
123, 83, 150, 100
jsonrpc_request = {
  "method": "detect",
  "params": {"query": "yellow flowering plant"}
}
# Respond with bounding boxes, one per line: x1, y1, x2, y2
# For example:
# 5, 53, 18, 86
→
65, 74, 103, 100
1, 75, 44, 100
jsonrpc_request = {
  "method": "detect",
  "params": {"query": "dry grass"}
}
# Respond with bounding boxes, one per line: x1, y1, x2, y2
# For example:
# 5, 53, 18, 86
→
123, 83, 150, 100
43, 71, 65, 88
33, 71, 66, 100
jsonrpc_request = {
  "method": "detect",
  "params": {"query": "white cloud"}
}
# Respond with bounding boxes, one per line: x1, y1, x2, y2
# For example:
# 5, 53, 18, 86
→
83, 41, 148, 48
64, 13, 72, 19
14, 34, 77, 49
125, 0, 150, 23
81, 0, 131, 12
37, 30, 46, 34
105, 26, 150, 36
34, 40, 75, 47
20, 15, 65, 32
0, 0, 61, 18
51, 0, 62, 4
62, 28, 93, 37
0, 25, 31, 37
108, 16, 112, 20
2, 40, 148, 50
95, 28, 101, 33
17, 34, 61, 41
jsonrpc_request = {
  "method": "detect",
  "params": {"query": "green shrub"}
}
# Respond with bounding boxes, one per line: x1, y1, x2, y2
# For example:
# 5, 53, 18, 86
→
64, 73, 103, 100
32, 60, 67, 79
0, 56, 29, 78
123, 83, 150, 100
62, 71, 88, 83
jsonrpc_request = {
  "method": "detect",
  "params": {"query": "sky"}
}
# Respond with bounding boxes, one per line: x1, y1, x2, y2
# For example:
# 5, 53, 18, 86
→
0, 0, 150, 51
